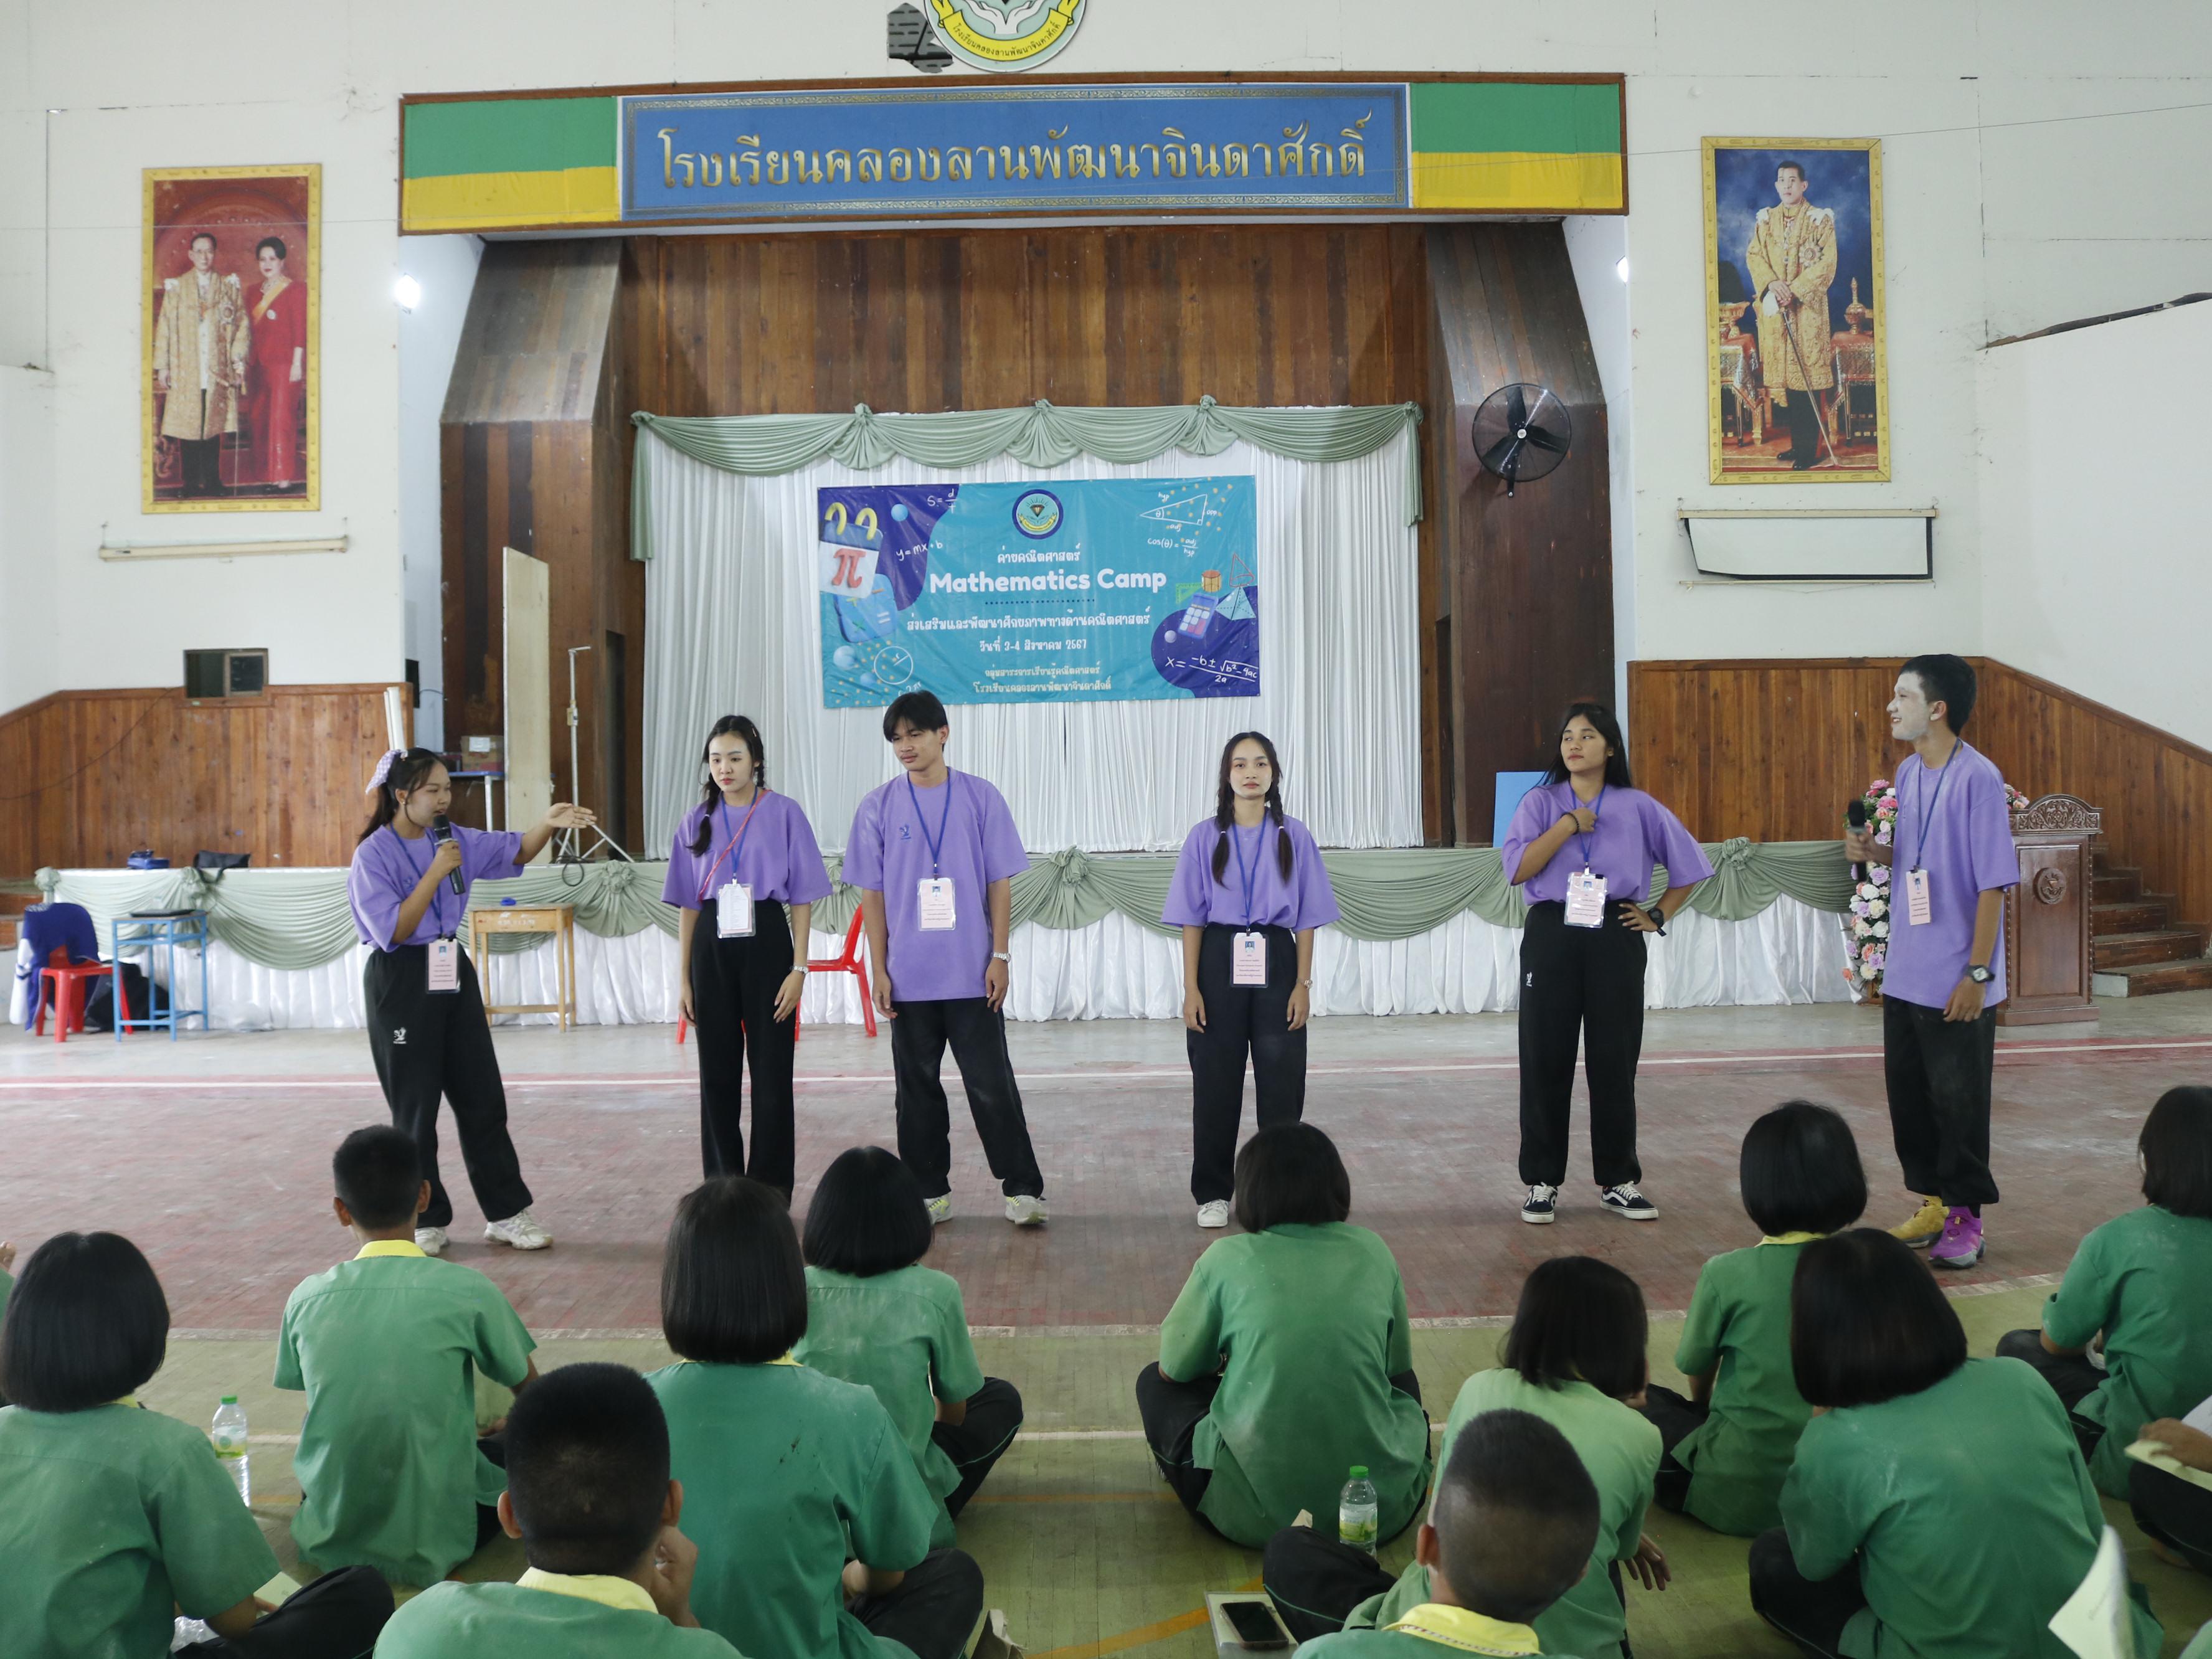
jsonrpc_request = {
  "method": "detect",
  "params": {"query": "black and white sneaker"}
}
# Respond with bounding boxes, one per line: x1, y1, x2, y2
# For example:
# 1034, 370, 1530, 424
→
1521, 1184, 1559, 1225
1599, 1183, 1658, 1221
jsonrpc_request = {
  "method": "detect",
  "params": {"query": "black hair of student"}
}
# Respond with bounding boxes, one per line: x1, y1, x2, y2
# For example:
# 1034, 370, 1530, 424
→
1774, 159, 1809, 184
1739, 1100, 1867, 1237
688, 714, 769, 857
1231, 1122, 1351, 1233
1898, 653, 1978, 735
0, 1232, 171, 1412
255, 235, 287, 261
882, 689, 950, 742
1209, 730, 1295, 884
333, 1125, 423, 1229
2140, 1085, 2212, 1219
357, 747, 447, 845
1790, 1228, 1967, 1409
1500, 1256, 1648, 1401
1431, 1409, 1600, 1626
661, 1176, 808, 1364
803, 1145, 933, 1277
1539, 701, 1634, 790
502, 1362, 671, 1576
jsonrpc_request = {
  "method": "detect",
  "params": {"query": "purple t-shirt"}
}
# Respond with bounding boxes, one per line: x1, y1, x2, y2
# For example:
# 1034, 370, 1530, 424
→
347, 823, 524, 950
1499, 781, 1716, 906
661, 790, 833, 910
1161, 815, 1341, 932
1879, 742, 2020, 1010
844, 769, 1029, 1003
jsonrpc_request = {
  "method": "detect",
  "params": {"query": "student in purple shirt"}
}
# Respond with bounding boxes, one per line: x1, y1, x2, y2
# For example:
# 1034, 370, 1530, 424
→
1500, 703, 1714, 1227
846, 691, 1046, 1228
663, 715, 833, 1196
1843, 655, 2020, 1270
346, 748, 594, 1255
1163, 732, 1340, 1230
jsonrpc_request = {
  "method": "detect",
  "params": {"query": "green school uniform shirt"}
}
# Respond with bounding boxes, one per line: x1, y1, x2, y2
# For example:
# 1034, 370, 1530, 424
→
795, 1264, 987, 1549
0, 1400, 280, 1659
2041, 1204, 2212, 1497
1782, 1357, 2165, 1659
646, 1359, 940, 1659
1158, 1222, 1431, 1549
374, 1570, 744, 1657
275, 1240, 537, 1587
1354, 1371, 1657, 1659
1669, 1237, 1817, 1535
1295, 1602, 1576, 1659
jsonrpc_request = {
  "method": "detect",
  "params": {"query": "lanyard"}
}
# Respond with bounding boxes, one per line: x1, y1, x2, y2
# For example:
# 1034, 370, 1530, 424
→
1569, 782, 1607, 867
696, 790, 767, 902
907, 773, 955, 877
399, 828, 450, 938
1904, 744, 1964, 872
1228, 821, 1264, 928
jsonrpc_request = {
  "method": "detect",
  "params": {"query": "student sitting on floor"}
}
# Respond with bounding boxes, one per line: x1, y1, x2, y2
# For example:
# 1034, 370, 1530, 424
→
2132, 1399, 2212, 1577
1997, 1084, 2212, 1498
372, 1362, 735, 1657
1137, 1122, 1432, 1551
1750, 1228, 2164, 1659
646, 1176, 985, 1659
276, 1126, 539, 1589
1290, 1410, 1603, 1659
1640, 1099, 1865, 1536
1266, 1256, 1664, 1659
795, 1146, 1024, 1546
0, 1231, 393, 1658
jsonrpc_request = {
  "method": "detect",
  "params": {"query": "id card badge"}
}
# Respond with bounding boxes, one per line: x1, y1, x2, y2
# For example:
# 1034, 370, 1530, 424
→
1232, 930, 1268, 986
1564, 867, 1608, 929
1904, 868, 1932, 926
427, 937, 460, 994
716, 880, 755, 938
917, 877, 958, 932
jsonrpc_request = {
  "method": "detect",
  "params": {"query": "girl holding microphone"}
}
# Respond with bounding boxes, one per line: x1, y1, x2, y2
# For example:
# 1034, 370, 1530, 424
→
1501, 703, 1713, 1227
347, 747, 595, 1255
1163, 732, 1340, 1230
663, 715, 831, 1195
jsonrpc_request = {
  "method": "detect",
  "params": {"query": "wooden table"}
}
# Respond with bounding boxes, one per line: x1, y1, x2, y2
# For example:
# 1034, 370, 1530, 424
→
466, 903, 577, 1032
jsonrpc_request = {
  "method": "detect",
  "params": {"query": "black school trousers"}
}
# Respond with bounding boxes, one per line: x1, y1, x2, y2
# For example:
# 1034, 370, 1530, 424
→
364, 945, 532, 1230
690, 894, 798, 1194
1188, 922, 1306, 1205
179, 1564, 392, 1657
891, 995, 1044, 1200
849, 1546, 986, 1659
1883, 995, 2000, 1211
1517, 900, 1648, 1189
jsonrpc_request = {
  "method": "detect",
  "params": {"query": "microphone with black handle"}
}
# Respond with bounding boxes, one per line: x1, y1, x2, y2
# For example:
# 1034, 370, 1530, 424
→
1845, 799, 1868, 886
431, 813, 465, 897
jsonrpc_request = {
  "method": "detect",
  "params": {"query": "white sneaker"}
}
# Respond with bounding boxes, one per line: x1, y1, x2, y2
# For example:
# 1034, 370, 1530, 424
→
927, 1194, 953, 1226
413, 1226, 449, 1257
484, 1209, 553, 1250
1004, 1194, 1049, 1227
1196, 1201, 1231, 1229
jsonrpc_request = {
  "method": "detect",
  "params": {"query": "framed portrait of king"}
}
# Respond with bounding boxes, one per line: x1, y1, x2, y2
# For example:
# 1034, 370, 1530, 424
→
1704, 138, 1888, 483
143, 164, 320, 511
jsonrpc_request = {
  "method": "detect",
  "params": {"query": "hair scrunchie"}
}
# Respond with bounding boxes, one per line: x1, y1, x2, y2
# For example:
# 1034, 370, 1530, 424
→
367, 748, 403, 792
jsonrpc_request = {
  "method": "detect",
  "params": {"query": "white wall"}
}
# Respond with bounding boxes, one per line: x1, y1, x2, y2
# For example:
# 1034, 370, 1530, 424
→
1980, 298, 2212, 748
0, 365, 57, 713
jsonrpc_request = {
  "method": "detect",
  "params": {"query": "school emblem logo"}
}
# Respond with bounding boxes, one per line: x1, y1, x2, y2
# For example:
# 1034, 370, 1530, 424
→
926, 0, 1085, 72
391, 1027, 408, 1045
1013, 489, 1063, 538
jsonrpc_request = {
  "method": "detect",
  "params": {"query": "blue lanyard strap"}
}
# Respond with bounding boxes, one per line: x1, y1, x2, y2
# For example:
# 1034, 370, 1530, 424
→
1228, 821, 1263, 928
696, 791, 767, 902
400, 830, 450, 937
1572, 782, 1607, 867
1906, 744, 1964, 872
907, 773, 955, 877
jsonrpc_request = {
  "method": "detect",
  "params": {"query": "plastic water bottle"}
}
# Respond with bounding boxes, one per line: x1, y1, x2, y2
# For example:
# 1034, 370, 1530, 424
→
212, 1396, 250, 1505
1338, 1465, 1379, 1553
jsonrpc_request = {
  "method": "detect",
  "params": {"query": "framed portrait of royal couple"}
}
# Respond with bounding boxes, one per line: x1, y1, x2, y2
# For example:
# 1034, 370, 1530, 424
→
141, 163, 321, 511
1703, 137, 1888, 484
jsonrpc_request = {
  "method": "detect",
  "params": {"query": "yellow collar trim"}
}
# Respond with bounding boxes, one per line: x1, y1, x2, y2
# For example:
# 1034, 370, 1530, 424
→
356, 1239, 428, 1259
672, 1353, 803, 1367
1385, 1604, 1541, 1656
516, 1568, 659, 1615
110, 1396, 141, 1409
1759, 1231, 1823, 1247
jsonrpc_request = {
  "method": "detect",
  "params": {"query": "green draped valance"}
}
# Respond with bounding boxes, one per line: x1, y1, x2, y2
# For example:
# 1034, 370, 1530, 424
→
628, 397, 1427, 562
34, 841, 1850, 973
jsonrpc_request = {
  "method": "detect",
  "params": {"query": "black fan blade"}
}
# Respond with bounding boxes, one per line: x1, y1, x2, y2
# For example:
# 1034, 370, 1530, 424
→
1523, 425, 1569, 455
1504, 385, 1529, 430
1478, 435, 1520, 473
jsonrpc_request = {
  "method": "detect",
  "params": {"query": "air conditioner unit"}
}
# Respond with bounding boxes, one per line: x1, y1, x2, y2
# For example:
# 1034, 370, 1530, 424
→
184, 648, 269, 699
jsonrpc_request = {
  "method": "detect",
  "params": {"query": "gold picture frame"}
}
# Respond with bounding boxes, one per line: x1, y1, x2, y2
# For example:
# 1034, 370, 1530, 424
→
1703, 137, 1887, 484
143, 164, 321, 512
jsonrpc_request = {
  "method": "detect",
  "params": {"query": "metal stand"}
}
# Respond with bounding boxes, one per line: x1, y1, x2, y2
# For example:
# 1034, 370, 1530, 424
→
555, 644, 633, 867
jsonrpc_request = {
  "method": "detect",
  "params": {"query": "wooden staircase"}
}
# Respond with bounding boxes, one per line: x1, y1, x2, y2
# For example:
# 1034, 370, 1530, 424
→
2092, 849, 2212, 996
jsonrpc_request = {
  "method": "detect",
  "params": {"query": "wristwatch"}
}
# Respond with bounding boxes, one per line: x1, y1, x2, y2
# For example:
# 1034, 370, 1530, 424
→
991, 950, 1011, 963
1644, 905, 1668, 937
1966, 963, 1993, 984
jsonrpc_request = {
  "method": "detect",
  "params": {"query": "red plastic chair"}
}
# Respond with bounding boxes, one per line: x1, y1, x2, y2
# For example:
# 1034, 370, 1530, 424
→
34, 947, 111, 1044
677, 909, 875, 1043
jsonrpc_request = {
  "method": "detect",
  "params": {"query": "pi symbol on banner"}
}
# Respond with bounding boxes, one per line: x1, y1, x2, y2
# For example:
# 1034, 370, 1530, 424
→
818, 499, 884, 595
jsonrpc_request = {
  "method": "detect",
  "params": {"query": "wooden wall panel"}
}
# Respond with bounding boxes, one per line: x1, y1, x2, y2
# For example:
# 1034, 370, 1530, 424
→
0, 684, 404, 873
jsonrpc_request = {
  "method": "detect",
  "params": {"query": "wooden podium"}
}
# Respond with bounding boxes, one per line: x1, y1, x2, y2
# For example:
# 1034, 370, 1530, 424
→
1999, 793, 2101, 1026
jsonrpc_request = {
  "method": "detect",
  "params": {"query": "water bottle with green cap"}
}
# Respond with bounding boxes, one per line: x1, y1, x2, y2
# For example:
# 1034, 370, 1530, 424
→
1338, 1464, 1378, 1552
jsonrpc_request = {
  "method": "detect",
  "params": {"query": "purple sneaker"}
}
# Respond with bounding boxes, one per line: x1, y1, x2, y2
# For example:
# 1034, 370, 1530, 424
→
1929, 1208, 1983, 1269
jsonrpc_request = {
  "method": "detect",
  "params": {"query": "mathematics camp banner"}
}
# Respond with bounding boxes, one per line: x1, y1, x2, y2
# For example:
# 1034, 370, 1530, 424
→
817, 477, 1259, 709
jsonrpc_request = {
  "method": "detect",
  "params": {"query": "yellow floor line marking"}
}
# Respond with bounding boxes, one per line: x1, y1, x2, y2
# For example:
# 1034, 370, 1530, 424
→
1031, 1577, 1264, 1659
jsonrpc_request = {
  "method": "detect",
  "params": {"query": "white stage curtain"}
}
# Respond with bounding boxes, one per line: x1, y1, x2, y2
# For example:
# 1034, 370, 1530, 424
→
641, 428, 1421, 858
11, 902, 1850, 1031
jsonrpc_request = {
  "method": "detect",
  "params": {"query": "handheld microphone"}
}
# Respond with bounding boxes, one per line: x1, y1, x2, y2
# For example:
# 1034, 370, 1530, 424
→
432, 813, 465, 896
1845, 800, 1868, 885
